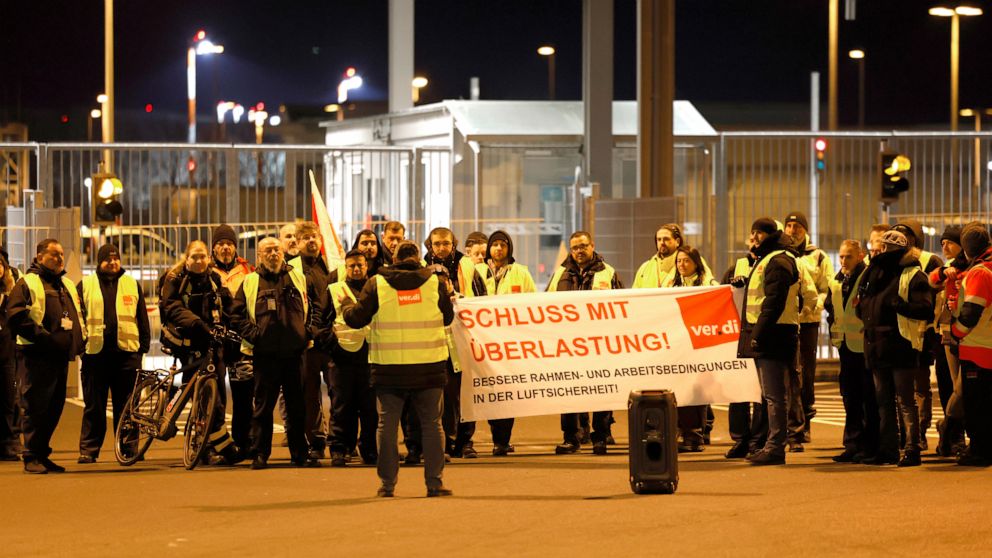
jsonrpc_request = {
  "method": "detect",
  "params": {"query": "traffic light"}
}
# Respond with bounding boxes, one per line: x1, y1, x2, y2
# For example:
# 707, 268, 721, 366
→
880, 151, 911, 202
91, 162, 124, 226
814, 138, 827, 172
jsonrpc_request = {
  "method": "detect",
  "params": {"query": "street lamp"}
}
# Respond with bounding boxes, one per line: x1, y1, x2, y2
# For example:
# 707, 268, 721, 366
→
187, 29, 225, 143
537, 45, 556, 100
848, 49, 866, 128
929, 5, 983, 131
87, 109, 102, 142
412, 76, 429, 104
959, 107, 992, 187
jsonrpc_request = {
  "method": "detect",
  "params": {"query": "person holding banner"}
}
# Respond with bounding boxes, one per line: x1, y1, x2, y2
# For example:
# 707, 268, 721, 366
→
321, 249, 378, 466
633, 223, 712, 289
474, 230, 536, 456
660, 246, 717, 452
737, 218, 801, 466
288, 222, 334, 462
425, 227, 483, 458
339, 241, 454, 497
549, 231, 623, 456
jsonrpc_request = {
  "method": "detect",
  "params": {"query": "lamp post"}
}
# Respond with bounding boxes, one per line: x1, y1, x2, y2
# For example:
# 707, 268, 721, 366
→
187, 30, 225, 143
848, 49, 866, 128
412, 76, 429, 104
87, 109, 102, 142
929, 5, 982, 131
959, 108, 992, 187
538, 45, 556, 100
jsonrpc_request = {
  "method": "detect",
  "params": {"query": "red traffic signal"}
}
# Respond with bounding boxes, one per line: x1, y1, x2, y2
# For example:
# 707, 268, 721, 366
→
186, 157, 197, 173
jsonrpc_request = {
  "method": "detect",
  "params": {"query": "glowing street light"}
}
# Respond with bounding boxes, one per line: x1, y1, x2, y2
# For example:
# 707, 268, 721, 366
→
87, 109, 102, 142
848, 49, 866, 128
537, 45, 556, 100
187, 29, 225, 143
337, 67, 363, 104
929, 5, 983, 131
412, 76, 429, 103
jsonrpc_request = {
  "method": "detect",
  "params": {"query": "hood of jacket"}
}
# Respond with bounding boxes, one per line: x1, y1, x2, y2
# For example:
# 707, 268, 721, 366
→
562, 252, 606, 274
485, 230, 515, 265
351, 229, 387, 276
377, 259, 435, 290
27, 260, 66, 284
751, 231, 795, 260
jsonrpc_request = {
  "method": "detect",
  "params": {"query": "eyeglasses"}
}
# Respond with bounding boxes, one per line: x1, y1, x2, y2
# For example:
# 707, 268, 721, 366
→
570, 244, 590, 252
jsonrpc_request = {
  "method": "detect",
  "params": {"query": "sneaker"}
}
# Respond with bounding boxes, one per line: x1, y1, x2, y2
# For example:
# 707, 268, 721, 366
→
39, 458, 65, 473
77, 454, 97, 464
492, 444, 510, 457
250, 455, 268, 470
461, 445, 479, 459
832, 449, 859, 463
898, 451, 921, 467
554, 442, 579, 455
376, 486, 394, 498
788, 442, 804, 453
330, 452, 347, 467
592, 441, 608, 455
23, 460, 47, 474
957, 451, 992, 467
426, 486, 453, 497
746, 450, 785, 465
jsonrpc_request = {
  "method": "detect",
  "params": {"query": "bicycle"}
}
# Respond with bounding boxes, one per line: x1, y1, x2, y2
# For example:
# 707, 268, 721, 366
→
114, 326, 241, 470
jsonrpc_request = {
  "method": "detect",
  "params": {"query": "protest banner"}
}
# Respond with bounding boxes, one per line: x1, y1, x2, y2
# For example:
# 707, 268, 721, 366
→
452, 285, 761, 422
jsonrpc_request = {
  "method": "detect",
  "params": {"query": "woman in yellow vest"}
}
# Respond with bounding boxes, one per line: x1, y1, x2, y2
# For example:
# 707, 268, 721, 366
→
855, 230, 933, 467
7, 239, 86, 473
75, 244, 150, 464
662, 246, 717, 452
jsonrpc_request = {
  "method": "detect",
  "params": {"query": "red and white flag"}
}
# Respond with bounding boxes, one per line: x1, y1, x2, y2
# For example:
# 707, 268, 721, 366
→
309, 169, 345, 270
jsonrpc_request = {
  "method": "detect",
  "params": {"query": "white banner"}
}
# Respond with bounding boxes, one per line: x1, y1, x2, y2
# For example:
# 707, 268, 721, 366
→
453, 285, 761, 422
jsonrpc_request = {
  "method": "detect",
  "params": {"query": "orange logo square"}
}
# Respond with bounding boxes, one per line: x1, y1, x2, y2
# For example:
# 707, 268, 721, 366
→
511, 285, 521, 293
676, 287, 741, 350
122, 295, 136, 306
397, 289, 422, 306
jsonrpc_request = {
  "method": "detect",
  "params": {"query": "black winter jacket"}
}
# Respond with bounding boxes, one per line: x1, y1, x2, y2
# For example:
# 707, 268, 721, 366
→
736, 232, 799, 362
76, 268, 151, 356
230, 263, 311, 358
856, 248, 934, 369
160, 267, 231, 352
8, 262, 85, 360
341, 260, 453, 389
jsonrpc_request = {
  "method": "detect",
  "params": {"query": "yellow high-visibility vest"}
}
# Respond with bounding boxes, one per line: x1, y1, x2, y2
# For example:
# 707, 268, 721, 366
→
369, 274, 448, 365
329, 280, 369, 352
475, 263, 537, 296
745, 250, 800, 326
959, 265, 992, 352
734, 257, 751, 278
457, 256, 477, 297
828, 273, 864, 353
547, 264, 616, 292
17, 273, 86, 346
82, 273, 141, 354
896, 266, 927, 351
239, 269, 309, 356
632, 254, 673, 288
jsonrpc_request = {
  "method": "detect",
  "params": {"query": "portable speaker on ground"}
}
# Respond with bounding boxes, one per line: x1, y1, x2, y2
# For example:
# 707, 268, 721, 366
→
628, 390, 679, 494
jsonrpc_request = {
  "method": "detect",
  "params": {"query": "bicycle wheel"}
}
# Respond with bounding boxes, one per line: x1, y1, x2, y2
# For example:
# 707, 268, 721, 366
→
115, 377, 164, 466
183, 375, 219, 470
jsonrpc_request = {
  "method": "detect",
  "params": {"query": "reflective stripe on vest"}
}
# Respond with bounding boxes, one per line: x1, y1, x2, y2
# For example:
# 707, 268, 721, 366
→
896, 267, 926, 351
329, 280, 368, 352
17, 273, 86, 346
745, 250, 800, 326
369, 274, 447, 365
83, 273, 141, 354
828, 274, 864, 353
239, 269, 309, 356
547, 264, 616, 292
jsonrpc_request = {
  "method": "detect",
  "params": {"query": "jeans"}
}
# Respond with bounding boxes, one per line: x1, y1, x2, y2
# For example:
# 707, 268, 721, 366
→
17, 351, 68, 461
728, 401, 766, 451
961, 361, 992, 458
441, 362, 476, 453
798, 322, 819, 430
250, 354, 307, 460
873, 367, 920, 455
838, 344, 879, 455
755, 357, 789, 456
302, 347, 332, 452
328, 358, 377, 460
376, 387, 445, 491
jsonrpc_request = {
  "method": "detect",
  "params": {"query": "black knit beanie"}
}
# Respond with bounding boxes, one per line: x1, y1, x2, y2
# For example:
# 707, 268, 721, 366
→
97, 244, 120, 264
212, 224, 237, 247
750, 218, 777, 235
784, 211, 809, 232
940, 225, 962, 247
961, 221, 990, 259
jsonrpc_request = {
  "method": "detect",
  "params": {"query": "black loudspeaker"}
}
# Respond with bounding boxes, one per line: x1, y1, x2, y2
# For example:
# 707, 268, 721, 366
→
628, 390, 679, 494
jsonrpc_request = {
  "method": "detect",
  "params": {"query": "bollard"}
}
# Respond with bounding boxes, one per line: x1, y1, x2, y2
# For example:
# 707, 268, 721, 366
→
628, 390, 678, 494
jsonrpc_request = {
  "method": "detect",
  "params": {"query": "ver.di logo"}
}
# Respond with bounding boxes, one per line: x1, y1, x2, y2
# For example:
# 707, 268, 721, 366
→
676, 288, 741, 350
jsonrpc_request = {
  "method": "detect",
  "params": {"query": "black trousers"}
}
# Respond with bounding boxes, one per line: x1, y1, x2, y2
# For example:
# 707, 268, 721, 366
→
728, 401, 767, 450
179, 351, 234, 452
561, 411, 612, 444
251, 354, 308, 460
16, 350, 69, 461
838, 345, 879, 455
302, 347, 332, 452
873, 366, 920, 455
441, 363, 476, 452
328, 355, 377, 459
798, 322, 819, 427
933, 335, 953, 413
78, 352, 139, 458
961, 360, 992, 458
678, 405, 707, 446
0, 356, 19, 455
229, 377, 254, 452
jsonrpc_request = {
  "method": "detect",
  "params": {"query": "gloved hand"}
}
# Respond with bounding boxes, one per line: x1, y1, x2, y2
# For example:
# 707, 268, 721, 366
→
730, 276, 747, 288
231, 357, 254, 382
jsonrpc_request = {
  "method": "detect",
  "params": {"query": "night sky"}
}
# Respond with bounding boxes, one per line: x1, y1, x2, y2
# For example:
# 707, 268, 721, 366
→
4, 0, 992, 138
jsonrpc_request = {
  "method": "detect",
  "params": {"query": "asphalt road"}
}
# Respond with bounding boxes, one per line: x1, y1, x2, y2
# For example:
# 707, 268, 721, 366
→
2, 383, 990, 557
